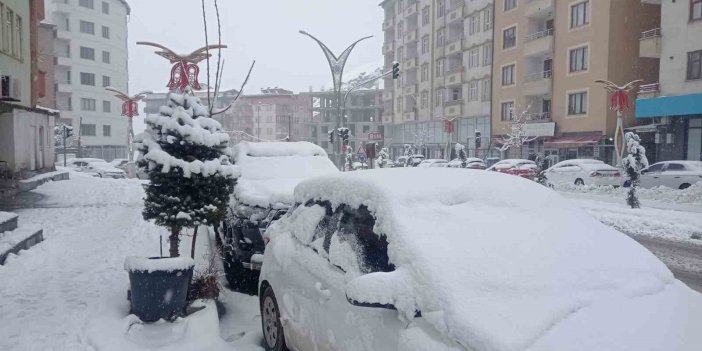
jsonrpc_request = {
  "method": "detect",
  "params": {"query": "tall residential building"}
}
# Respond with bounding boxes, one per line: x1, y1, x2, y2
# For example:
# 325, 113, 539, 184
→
45, 0, 130, 161
635, 0, 702, 162
304, 88, 385, 158
492, 0, 660, 164
380, 0, 494, 159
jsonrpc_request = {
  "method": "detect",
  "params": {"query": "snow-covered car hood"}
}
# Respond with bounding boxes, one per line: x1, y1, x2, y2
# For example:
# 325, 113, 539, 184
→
88, 163, 125, 173
231, 141, 339, 209
294, 168, 702, 351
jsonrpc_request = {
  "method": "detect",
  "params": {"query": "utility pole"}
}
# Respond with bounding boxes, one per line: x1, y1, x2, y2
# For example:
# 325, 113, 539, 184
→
77, 116, 82, 158
256, 103, 261, 141
62, 125, 68, 167
288, 115, 292, 142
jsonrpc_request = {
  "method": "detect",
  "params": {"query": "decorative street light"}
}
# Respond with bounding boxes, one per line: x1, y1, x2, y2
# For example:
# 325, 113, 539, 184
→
595, 79, 643, 166
105, 87, 151, 165
299, 30, 372, 167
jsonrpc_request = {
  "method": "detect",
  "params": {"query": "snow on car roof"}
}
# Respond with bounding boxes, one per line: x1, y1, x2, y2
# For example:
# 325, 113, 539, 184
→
294, 168, 699, 351
231, 142, 339, 208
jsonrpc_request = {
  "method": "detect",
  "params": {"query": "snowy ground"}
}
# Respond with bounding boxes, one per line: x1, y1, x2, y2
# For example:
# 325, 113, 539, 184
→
1, 171, 700, 350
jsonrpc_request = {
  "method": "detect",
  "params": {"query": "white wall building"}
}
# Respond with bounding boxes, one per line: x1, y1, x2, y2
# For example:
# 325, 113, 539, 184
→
45, 0, 130, 161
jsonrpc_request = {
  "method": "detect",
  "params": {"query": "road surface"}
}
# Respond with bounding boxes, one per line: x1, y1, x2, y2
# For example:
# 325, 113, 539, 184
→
633, 236, 702, 293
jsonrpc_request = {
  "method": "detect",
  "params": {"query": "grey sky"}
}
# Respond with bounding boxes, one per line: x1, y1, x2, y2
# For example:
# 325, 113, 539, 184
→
128, 0, 385, 95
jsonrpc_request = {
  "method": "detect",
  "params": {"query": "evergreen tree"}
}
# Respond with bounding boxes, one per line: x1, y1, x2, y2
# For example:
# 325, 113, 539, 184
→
376, 147, 390, 168
136, 88, 236, 257
455, 143, 468, 168
622, 132, 648, 209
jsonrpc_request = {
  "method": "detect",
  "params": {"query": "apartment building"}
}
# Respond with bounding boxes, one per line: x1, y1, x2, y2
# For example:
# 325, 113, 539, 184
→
44, 0, 130, 161
635, 0, 702, 162
492, 0, 659, 164
380, 0, 493, 159
304, 88, 385, 158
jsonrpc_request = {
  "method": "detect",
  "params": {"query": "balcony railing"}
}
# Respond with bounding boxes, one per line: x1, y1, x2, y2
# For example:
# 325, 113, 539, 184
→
525, 28, 553, 42
640, 28, 661, 40
526, 112, 551, 121
524, 70, 552, 82
639, 83, 660, 94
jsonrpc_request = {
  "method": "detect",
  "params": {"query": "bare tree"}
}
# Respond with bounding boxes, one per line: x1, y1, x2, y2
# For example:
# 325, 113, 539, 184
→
496, 106, 537, 159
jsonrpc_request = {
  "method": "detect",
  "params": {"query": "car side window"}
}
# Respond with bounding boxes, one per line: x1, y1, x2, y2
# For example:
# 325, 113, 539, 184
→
646, 163, 664, 173
665, 163, 685, 171
310, 202, 342, 256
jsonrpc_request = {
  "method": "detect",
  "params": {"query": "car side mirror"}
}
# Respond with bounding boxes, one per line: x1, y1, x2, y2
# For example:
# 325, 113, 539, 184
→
345, 271, 421, 317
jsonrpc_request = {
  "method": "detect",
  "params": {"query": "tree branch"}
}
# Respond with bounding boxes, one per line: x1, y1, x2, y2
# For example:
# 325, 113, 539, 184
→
201, 0, 211, 107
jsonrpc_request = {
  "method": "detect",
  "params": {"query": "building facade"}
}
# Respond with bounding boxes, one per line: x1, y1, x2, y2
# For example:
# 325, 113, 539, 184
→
380, 0, 493, 160
635, 0, 702, 162
45, 0, 130, 161
492, 0, 660, 165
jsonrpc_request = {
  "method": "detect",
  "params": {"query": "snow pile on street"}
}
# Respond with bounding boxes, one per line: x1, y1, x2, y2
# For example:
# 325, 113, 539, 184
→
556, 182, 702, 206
293, 168, 702, 351
231, 141, 338, 208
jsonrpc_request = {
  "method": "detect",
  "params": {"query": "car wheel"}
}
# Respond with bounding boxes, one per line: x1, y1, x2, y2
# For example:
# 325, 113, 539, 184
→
574, 178, 584, 186
679, 183, 691, 190
222, 240, 258, 295
261, 286, 287, 351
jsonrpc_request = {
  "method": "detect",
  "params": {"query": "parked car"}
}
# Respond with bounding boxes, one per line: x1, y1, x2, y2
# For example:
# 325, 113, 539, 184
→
544, 159, 622, 186
446, 157, 487, 169
417, 159, 448, 168
395, 155, 425, 167
65, 158, 107, 172
637, 161, 702, 189
221, 141, 338, 293
259, 168, 702, 351
83, 161, 126, 178
109, 158, 130, 171
486, 159, 538, 179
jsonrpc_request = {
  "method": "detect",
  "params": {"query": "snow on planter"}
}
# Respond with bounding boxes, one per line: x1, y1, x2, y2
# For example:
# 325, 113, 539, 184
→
124, 256, 195, 273
280, 168, 702, 351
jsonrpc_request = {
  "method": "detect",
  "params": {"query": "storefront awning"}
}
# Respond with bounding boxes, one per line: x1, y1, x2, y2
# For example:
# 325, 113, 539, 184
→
543, 135, 601, 149
636, 93, 702, 118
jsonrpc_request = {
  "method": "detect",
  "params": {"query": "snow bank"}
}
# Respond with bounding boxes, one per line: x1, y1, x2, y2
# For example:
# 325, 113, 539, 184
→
293, 168, 701, 351
124, 256, 195, 273
231, 142, 338, 208
556, 182, 702, 206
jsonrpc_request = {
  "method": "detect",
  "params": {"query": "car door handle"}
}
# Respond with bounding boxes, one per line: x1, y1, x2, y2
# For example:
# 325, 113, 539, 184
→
315, 282, 331, 301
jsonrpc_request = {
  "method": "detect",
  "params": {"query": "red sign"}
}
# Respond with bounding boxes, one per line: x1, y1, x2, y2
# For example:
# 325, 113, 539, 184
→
368, 131, 383, 140
444, 120, 455, 134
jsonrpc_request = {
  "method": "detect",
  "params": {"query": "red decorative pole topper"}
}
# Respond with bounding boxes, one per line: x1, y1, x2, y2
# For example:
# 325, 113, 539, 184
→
105, 87, 150, 118
444, 119, 455, 134
136, 42, 228, 92
594, 79, 644, 166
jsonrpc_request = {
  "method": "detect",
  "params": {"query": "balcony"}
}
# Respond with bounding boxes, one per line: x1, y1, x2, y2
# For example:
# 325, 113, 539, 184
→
446, 69, 464, 85
56, 56, 72, 67
523, 70, 552, 96
445, 37, 465, 56
56, 29, 71, 41
405, 29, 418, 43
405, 2, 418, 17
639, 28, 661, 58
525, 112, 551, 122
525, 0, 554, 18
383, 42, 394, 54
55, 82, 73, 93
447, 5, 464, 23
524, 28, 553, 56
637, 83, 660, 99
383, 18, 395, 30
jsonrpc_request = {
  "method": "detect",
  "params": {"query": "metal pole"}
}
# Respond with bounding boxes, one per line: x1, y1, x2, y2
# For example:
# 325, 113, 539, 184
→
288, 115, 292, 141
257, 105, 260, 140
78, 117, 82, 158
62, 125, 67, 167
127, 117, 134, 162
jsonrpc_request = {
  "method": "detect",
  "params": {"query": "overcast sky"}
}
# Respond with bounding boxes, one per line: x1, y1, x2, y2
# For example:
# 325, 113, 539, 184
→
128, 0, 385, 95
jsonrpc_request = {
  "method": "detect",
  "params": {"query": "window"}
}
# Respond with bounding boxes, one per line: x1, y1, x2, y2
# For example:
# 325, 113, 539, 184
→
693, 0, 702, 21
501, 101, 514, 121
468, 81, 478, 101
645, 163, 664, 173
420, 91, 429, 109
437, 0, 445, 17
571, 1, 589, 28
81, 123, 96, 136
80, 72, 95, 86
481, 79, 491, 101
103, 125, 111, 136
436, 28, 445, 47
421, 35, 429, 54
501, 64, 515, 85
483, 43, 492, 66
397, 21, 403, 39
568, 91, 588, 115
101, 26, 110, 39
102, 50, 110, 63
569, 46, 588, 72
436, 58, 445, 77
435, 89, 444, 106
503, 26, 516, 49
79, 0, 94, 9
102, 75, 111, 87
450, 86, 461, 101
102, 1, 110, 14
484, 7, 492, 30
421, 64, 429, 81
6, 9, 14, 56
66, 70, 72, 84
504, 0, 516, 11
422, 6, 430, 26
665, 163, 686, 171
397, 0, 403, 14
469, 48, 480, 68
102, 100, 111, 112
1, 4, 8, 53
80, 20, 95, 34
687, 50, 702, 80
469, 14, 480, 35
81, 98, 96, 111
79, 46, 95, 60
14, 14, 21, 59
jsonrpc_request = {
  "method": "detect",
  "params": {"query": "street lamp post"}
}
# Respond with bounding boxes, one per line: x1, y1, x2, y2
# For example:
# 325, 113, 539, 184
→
105, 87, 151, 167
595, 79, 643, 166
256, 102, 261, 140
299, 30, 372, 168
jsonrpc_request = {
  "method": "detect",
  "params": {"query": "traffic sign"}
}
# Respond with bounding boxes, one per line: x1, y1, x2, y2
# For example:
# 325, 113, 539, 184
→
357, 143, 367, 156
368, 131, 383, 141
358, 154, 367, 163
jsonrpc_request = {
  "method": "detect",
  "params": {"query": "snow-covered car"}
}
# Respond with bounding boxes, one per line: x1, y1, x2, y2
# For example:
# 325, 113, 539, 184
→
637, 161, 702, 190
83, 161, 126, 178
545, 159, 622, 186
417, 159, 448, 168
446, 157, 487, 169
221, 141, 338, 293
65, 158, 107, 172
486, 159, 538, 179
259, 168, 702, 351
109, 158, 129, 171
395, 155, 425, 167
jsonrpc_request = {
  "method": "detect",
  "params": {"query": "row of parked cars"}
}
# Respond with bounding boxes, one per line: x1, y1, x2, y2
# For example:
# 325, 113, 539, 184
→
62, 158, 128, 178
217, 142, 701, 351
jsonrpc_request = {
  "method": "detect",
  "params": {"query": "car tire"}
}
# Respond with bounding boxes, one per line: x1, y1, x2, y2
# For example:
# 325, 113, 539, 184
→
222, 240, 258, 295
679, 183, 691, 190
574, 178, 584, 186
261, 286, 288, 351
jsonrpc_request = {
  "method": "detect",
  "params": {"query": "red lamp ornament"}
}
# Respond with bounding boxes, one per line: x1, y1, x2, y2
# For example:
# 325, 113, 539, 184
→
105, 87, 151, 164
595, 79, 644, 166
136, 42, 228, 92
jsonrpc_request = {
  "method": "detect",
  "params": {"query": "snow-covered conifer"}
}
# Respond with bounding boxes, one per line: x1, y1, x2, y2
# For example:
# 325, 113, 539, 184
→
455, 143, 468, 168
622, 132, 649, 209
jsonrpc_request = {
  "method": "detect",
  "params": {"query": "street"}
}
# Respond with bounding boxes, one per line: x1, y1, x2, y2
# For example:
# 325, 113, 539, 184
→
633, 236, 702, 293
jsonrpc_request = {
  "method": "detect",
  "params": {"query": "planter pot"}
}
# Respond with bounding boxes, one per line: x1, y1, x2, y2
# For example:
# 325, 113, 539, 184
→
124, 256, 195, 322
